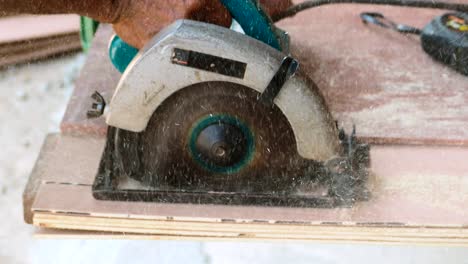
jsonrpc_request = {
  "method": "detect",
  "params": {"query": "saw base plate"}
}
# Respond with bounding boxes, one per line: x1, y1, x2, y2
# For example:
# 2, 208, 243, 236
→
92, 126, 370, 208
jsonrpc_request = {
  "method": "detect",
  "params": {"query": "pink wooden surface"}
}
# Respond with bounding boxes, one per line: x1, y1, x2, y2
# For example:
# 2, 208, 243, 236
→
31, 135, 468, 226
61, 5, 468, 146
282, 4, 468, 145
0, 15, 79, 43
60, 25, 119, 136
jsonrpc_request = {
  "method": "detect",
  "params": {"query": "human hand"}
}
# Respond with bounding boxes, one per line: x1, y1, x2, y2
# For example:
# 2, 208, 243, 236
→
112, 0, 293, 49
260, 0, 293, 19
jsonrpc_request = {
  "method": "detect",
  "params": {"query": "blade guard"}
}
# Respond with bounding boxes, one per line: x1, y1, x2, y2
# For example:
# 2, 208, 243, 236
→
106, 20, 341, 162
108, 0, 288, 73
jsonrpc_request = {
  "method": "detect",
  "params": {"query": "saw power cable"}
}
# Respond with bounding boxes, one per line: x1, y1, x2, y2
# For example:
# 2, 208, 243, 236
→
273, 0, 468, 22
359, 12, 423, 34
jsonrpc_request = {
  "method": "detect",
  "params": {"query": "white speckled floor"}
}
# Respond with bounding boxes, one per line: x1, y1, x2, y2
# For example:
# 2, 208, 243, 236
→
0, 55, 467, 264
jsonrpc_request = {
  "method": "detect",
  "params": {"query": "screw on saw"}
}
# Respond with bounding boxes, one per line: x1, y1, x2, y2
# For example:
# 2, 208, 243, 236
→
87, 91, 106, 118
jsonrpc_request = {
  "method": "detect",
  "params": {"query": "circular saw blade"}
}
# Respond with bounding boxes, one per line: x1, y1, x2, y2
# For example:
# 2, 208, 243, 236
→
115, 81, 321, 193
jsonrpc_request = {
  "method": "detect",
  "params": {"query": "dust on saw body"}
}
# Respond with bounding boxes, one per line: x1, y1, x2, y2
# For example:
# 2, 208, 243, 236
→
91, 18, 369, 206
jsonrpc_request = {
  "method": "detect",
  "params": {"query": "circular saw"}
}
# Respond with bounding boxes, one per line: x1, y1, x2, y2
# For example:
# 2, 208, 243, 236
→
91, 0, 370, 207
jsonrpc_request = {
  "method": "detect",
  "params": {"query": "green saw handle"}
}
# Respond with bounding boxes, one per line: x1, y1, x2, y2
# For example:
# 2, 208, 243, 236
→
219, 0, 282, 50
109, 0, 283, 73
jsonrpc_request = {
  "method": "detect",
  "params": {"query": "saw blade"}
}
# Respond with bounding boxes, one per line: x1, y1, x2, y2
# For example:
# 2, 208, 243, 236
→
114, 81, 324, 194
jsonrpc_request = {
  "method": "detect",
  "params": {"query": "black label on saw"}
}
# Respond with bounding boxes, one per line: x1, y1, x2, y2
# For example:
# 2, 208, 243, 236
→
171, 48, 247, 79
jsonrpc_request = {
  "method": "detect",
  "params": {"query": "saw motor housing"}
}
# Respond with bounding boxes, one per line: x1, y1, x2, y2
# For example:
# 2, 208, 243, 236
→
106, 20, 341, 162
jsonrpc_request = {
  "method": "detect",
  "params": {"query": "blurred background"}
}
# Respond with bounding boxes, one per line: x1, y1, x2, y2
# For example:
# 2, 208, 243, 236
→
0, 13, 468, 264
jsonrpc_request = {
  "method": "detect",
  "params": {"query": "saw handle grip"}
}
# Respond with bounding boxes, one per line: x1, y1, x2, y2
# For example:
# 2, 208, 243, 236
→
109, 0, 283, 73
219, 0, 281, 50
109, 35, 139, 73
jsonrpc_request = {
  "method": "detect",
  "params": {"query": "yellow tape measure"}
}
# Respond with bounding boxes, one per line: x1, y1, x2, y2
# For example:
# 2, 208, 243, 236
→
446, 14, 468, 32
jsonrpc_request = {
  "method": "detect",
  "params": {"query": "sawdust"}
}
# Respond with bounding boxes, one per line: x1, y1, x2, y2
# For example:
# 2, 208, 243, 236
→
380, 172, 468, 218
0, 54, 85, 263
336, 67, 468, 143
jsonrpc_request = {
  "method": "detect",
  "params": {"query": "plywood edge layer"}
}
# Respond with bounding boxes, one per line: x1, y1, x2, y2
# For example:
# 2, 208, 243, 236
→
33, 229, 468, 247
33, 213, 468, 246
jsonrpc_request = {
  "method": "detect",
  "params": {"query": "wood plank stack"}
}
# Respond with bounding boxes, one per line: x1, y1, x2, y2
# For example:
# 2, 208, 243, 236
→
0, 15, 81, 68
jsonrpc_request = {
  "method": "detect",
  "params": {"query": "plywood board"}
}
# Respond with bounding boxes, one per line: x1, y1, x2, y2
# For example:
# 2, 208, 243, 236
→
22, 134, 60, 224
26, 2, 468, 243
60, 24, 119, 136
23, 134, 468, 244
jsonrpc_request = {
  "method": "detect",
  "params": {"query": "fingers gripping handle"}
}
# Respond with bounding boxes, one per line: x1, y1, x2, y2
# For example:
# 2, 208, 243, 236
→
109, 0, 286, 73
